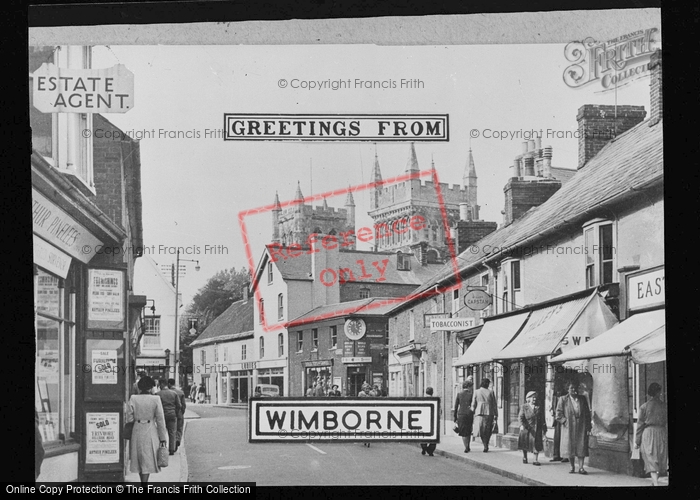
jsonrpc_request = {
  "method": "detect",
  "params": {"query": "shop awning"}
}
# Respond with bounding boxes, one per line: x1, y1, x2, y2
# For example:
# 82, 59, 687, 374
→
454, 311, 530, 366
495, 290, 618, 361
550, 309, 665, 364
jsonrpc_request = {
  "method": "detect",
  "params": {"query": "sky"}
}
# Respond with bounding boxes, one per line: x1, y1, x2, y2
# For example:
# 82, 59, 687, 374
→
89, 42, 653, 304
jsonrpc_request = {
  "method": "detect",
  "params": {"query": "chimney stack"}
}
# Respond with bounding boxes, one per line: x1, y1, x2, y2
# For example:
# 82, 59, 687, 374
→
527, 139, 536, 152
577, 104, 646, 169
543, 146, 553, 177
521, 142, 528, 154
649, 49, 662, 126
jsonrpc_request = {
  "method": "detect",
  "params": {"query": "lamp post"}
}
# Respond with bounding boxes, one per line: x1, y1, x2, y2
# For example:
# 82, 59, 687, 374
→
174, 249, 200, 388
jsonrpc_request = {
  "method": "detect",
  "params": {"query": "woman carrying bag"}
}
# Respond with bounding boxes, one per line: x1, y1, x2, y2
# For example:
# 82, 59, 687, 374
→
125, 376, 168, 484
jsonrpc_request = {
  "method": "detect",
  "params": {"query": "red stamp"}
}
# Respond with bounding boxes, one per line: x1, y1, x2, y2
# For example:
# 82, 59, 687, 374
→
238, 168, 462, 332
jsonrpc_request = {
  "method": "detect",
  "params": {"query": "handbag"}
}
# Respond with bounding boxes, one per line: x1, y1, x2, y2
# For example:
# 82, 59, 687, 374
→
157, 443, 169, 468
453, 423, 460, 434
123, 421, 134, 440
492, 420, 499, 434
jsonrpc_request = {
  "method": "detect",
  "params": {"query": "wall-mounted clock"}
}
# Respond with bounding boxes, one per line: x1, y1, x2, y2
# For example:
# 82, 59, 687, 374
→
344, 318, 366, 341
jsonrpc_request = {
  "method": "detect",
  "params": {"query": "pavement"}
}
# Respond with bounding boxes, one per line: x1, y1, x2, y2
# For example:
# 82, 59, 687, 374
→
130, 403, 668, 487
124, 406, 201, 483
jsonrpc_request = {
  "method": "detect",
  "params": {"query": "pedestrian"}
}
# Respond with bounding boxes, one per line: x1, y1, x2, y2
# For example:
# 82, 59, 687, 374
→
314, 378, 326, 397
197, 382, 206, 404
126, 376, 168, 484
358, 383, 372, 447
132, 370, 146, 396
167, 379, 186, 451
453, 377, 474, 453
157, 379, 181, 455
328, 384, 341, 397
306, 383, 314, 397
472, 378, 498, 452
518, 391, 547, 466
420, 387, 437, 457
35, 409, 45, 480
549, 388, 566, 463
634, 382, 667, 486
189, 383, 197, 403
556, 381, 592, 474
254, 386, 263, 397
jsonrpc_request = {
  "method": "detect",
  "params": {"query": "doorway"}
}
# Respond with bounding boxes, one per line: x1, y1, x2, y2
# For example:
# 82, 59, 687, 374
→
347, 367, 367, 397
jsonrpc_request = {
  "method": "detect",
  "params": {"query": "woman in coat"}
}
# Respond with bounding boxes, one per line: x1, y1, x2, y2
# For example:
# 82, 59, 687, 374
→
453, 377, 474, 453
635, 382, 667, 486
518, 391, 547, 466
126, 376, 168, 484
472, 378, 498, 452
556, 381, 592, 474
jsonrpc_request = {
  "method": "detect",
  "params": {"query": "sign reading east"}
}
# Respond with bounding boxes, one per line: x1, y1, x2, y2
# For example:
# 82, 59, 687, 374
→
249, 398, 439, 442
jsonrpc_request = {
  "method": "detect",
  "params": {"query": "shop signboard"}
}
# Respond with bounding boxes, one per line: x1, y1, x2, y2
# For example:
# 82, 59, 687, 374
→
627, 267, 665, 312
249, 398, 439, 442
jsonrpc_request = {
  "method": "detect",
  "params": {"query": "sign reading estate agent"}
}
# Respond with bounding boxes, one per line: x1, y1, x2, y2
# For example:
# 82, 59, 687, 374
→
32, 63, 134, 113
249, 398, 439, 442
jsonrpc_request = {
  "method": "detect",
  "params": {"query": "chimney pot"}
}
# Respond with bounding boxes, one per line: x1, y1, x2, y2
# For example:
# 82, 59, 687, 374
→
459, 202, 470, 221
523, 155, 535, 176
534, 137, 542, 150
521, 142, 528, 154
528, 139, 536, 152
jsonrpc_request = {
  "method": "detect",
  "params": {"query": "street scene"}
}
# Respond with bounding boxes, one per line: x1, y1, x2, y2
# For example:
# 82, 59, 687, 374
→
30, 8, 666, 488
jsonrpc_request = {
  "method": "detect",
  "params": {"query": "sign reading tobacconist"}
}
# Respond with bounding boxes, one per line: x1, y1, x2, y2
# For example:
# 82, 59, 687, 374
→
249, 398, 439, 442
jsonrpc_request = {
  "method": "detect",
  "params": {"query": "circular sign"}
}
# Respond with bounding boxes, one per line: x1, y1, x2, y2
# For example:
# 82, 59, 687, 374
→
464, 290, 491, 310
344, 318, 367, 341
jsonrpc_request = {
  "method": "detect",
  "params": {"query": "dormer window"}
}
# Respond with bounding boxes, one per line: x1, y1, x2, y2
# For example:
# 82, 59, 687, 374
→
397, 251, 410, 271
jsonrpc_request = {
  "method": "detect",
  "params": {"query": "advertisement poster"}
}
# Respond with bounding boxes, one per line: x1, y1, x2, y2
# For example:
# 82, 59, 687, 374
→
91, 349, 118, 385
87, 269, 125, 330
85, 412, 120, 464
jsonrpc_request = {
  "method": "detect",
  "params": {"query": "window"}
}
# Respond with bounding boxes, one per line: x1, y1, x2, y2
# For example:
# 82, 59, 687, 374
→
214, 344, 219, 362
268, 261, 274, 284
241, 344, 247, 360
312, 329, 318, 350
409, 310, 415, 341
200, 349, 206, 365
330, 326, 337, 349
397, 251, 410, 270
143, 316, 161, 347
503, 292, 509, 313
359, 288, 370, 299
35, 267, 75, 443
584, 220, 615, 288
278, 333, 284, 357
511, 261, 521, 290
452, 289, 460, 315
297, 331, 303, 352
223, 346, 228, 362
385, 322, 390, 345
259, 337, 265, 358
259, 298, 265, 324
278, 293, 284, 320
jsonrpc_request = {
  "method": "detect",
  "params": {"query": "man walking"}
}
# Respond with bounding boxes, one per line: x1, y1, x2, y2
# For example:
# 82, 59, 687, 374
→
157, 379, 181, 455
168, 378, 186, 451
420, 387, 437, 456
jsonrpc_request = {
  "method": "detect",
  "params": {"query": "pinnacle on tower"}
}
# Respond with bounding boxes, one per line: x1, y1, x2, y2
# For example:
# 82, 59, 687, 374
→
406, 142, 420, 173
345, 186, 355, 206
322, 198, 329, 210
464, 148, 477, 186
294, 181, 304, 202
273, 191, 282, 211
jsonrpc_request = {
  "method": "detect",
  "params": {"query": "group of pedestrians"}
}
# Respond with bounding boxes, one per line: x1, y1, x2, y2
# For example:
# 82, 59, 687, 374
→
126, 373, 188, 484
452, 376, 499, 454
189, 381, 207, 403
304, 376, 343, 397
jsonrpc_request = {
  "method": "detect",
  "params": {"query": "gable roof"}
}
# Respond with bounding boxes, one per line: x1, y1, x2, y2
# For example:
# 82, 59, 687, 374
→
288, 297, 401, 327
397, 118, 664, 310
189, 296, 255, 347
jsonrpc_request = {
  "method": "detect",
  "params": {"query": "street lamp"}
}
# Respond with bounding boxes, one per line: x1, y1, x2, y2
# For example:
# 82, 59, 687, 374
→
174, 249, 200, 388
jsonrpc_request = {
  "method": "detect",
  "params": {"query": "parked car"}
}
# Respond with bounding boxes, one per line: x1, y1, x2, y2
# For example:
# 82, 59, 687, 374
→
254, 384, 280, 397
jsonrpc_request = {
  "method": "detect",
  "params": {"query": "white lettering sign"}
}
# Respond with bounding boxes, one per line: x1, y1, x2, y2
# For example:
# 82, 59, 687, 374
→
628, 268, 665, 312
430, 317, 475, 331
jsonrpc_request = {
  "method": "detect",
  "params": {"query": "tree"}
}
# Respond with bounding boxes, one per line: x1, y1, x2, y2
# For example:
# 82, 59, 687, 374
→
178, 267, 251, 385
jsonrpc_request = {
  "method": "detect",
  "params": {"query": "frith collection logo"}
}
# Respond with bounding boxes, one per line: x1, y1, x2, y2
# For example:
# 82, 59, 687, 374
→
563, 28, 659, 91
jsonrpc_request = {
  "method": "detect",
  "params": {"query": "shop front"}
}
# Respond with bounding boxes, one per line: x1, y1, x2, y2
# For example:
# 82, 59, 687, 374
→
254, 359, 286, 397
302, 359, 334, 395
551, 265, 666, 475
228, 365, 254, 403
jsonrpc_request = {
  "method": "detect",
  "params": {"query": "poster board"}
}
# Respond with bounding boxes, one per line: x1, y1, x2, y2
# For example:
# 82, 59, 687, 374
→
87, 268, 126, 330
84, 338, 125, 401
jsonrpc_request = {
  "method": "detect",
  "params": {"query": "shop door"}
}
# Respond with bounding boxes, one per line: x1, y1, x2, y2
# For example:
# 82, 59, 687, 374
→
507, 362, 521, 434
347, 368, 366, 397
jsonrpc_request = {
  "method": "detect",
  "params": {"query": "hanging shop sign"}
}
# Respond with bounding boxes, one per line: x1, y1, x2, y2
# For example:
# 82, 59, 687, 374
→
464, 289, 492, 311
32, 63, 134, 114
32, 189, 102, 264
85, 412, 120, 464
429, 317, 475, 331
87, 268, 126, 330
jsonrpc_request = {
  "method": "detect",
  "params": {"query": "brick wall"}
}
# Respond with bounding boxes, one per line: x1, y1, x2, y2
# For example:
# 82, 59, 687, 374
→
503, 178, 562, 226
339, 282, 417, 302
454, 220, 498, 254
93, 115, 126, 227
577, 104, 646, 169
649, 50, 662, 125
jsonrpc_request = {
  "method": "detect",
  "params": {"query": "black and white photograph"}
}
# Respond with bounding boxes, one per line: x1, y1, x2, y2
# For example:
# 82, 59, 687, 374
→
27, 4, 670, 489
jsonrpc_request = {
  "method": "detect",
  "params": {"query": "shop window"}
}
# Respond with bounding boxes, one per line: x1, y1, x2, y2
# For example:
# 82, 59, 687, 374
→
259, 337, 265, 358
584, 219, 616, 288
278, 293, 284, 319
259, 298, 265, 324
278, 333, 284, 357
143, 316, 160, 348
241, 344, 247, 360
297, 331, 303, 352
268, 262, 273, 284
312, 329, 318, 350
330, 326, 337, 349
